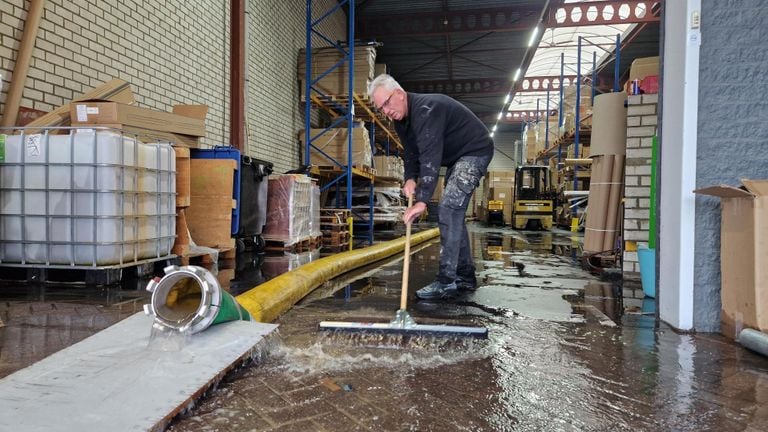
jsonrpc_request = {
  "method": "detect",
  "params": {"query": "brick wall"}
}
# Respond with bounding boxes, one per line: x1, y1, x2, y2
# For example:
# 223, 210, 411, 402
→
622, 93, 658, 274
0, 0, 346, 174
247, 0, 345, 172
0, 0, 230, 146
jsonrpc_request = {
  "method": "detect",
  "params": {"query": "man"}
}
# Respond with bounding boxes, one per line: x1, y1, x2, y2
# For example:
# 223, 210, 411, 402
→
368, 74, 494, 300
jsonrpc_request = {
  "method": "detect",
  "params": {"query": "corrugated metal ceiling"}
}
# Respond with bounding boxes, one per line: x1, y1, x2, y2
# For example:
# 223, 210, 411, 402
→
355, 0, 661, 133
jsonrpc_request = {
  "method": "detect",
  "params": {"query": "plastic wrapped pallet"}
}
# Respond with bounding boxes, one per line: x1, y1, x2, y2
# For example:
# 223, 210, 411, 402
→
0, 129, 175, 265
301, 123, 373, 168
263, 174, 313, 245
298, 46, 377, 98
309, 182, 322, 238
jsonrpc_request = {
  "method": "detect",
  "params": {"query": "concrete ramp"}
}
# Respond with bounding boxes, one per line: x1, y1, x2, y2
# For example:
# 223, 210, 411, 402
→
0, 312, 278, 432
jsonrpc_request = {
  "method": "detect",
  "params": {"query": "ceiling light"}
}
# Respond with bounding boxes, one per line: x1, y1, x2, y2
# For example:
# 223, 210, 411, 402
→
492, 125, 498, 132
528, 26, 540, 47
504, 94, 510, 104
497, 112, 502, 120
513, 68, 521, 82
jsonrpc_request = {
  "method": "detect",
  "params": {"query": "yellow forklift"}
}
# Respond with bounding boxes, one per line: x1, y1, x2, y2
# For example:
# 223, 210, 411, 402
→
512, 165, 554, 230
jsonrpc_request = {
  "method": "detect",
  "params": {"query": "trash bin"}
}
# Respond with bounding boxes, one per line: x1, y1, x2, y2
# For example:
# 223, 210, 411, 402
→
237, 156, 273, 252
638, 246, 656, 298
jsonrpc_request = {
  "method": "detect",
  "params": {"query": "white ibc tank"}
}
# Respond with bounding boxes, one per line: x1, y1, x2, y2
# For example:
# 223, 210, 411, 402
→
0, 129, 176, 266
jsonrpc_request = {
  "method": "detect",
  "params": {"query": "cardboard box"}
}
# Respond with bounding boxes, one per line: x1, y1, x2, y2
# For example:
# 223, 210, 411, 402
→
301, 125, 373, 168
70, 101, 207, 137
491, 186, 513, 205
694, 179, 768, 338
628, 56, 659, 82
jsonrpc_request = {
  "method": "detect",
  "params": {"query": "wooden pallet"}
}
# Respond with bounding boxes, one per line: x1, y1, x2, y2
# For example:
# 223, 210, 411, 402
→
264, 235, 322, 253
322, 230, 350, 246
321, 208, 351, 223
177, 247, 236, 267
315, 165, 377, 177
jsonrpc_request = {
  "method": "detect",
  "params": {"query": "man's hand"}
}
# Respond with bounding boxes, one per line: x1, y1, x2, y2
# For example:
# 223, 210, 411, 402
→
402, 179, 417, 198
403, 201, 427, 225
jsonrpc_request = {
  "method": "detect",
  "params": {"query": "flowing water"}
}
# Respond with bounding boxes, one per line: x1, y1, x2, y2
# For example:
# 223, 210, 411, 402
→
2, 223, 767, 431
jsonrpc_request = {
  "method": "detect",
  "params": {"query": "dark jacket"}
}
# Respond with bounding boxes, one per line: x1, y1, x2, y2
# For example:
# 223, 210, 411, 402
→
394, 92, 494, 204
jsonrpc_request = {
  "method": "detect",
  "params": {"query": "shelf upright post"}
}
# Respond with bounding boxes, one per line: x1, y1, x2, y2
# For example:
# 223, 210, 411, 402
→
592, 51, 597, 105
557, 52, 564, 167
346, 1, 354, 215
304, 2, 312, 168
573, 36, 582, 194
545, 87, 550, 151
615, 34, 621, 92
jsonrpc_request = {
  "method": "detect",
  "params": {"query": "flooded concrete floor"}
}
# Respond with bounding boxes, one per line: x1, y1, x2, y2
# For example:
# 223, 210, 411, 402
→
2, 223, 768, 431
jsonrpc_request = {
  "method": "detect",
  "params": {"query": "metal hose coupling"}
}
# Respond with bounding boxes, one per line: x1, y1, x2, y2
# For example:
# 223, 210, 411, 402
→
144, 265, 251, 334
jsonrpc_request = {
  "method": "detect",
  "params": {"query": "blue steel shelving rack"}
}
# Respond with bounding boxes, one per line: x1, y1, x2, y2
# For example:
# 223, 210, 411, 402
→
304, 0, 374, 246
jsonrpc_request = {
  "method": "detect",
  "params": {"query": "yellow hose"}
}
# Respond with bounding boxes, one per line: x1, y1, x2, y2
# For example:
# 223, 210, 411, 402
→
236, 228, 440, 322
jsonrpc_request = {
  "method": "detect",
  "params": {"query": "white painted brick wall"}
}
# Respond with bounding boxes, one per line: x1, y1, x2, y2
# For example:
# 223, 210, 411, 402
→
1, 0, 347, 173
623, 96, 658, 275
246, 0, 346, 173
1, 0, 230, 146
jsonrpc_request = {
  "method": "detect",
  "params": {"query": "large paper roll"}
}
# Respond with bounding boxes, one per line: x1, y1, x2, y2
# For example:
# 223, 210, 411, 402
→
584, 155, 611, 252
591, 92, 628, 156
603, 155, 626, 251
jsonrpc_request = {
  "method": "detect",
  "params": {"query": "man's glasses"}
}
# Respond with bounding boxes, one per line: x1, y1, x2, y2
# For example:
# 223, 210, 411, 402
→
375, 92, 395, 112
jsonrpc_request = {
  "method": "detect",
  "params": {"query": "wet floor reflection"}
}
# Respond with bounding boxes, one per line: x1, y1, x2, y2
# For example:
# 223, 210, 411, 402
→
169, 221, 768, 431
3, 220, 768, 430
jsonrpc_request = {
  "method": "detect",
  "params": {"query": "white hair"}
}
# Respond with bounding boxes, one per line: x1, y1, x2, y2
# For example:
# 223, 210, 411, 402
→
367, 74, 403, 99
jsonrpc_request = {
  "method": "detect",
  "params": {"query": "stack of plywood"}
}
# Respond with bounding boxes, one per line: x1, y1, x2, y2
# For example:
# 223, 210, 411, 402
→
301, 124, 373, 169
583, 92, 627, 253
298, 46, 377, 99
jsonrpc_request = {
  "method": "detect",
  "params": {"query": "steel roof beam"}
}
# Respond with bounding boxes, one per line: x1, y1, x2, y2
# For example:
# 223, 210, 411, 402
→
478, 110, 555, 124
357, 5, 541, 38
546, 1, 661, 28
401, 77, 509, 97
514, 75, 579, 92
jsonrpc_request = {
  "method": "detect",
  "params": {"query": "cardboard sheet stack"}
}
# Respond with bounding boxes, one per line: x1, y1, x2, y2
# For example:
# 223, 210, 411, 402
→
185, 159, 237, 250
372, 155, 404, 180
298, 46, 377, 98
171, 147, 191, 255
301, 123, 373, 168
583, 92, 627, 253
263, 174, 318, 246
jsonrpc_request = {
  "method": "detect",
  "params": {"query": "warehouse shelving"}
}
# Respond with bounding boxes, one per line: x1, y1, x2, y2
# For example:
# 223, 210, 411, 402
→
304, 1, 404, 246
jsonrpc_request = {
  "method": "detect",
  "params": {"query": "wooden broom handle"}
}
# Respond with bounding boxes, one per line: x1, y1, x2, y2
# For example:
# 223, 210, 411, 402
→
1, 0, 46, 127
399, 195, 413, 311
